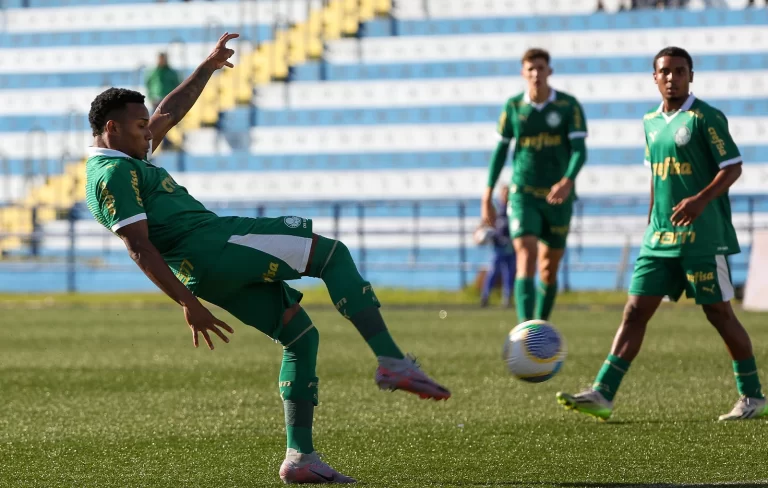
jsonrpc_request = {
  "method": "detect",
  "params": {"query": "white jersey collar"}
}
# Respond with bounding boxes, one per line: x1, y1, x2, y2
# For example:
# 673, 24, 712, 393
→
86, 147, 133, 159
657, 93, 696, 123
524, 88, 557, 111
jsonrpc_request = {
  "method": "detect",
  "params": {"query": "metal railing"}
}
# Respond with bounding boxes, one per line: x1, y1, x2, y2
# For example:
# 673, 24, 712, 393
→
1, 196, 766, 293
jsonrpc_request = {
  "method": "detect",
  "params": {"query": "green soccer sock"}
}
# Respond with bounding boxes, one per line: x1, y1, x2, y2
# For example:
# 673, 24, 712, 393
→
351, 308, 404, 359
308, 236, 403, 359
284, 401, 314, 454
514, 277, 535, 323
593, 354, 631, 402
733, 357, 764, 399
535, 281, 558, 321
279, 312, 320, 455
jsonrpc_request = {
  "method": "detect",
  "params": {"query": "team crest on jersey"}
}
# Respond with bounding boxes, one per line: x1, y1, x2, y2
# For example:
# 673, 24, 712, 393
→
675, 126, 692, 147
545, 111, 562, 128
284, 216, 303, 228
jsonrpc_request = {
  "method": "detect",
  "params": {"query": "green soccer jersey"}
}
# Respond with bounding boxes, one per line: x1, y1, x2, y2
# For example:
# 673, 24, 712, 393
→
497, 89, 588, 189
641, 95, 742, 257
84, 147, 219, 256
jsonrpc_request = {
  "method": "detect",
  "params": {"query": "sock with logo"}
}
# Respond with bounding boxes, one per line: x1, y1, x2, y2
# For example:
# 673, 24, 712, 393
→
733, 357, 764, 399
514, 277, 535, 323
279, 312, 320, 454
535, 280, 558, 320
593, 354, 631, 402
307, 235, 404, 359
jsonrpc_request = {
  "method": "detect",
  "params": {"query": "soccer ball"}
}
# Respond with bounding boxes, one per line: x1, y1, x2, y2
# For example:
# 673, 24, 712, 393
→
502, 319, 566, 382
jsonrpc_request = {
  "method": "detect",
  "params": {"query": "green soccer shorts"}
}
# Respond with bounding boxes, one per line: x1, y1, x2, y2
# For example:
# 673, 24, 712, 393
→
507, 186, 573, 249
628, 254, 735, 305
177, 215, 316, 342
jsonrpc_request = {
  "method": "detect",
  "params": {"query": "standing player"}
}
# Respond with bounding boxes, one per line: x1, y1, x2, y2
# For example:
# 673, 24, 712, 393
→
556, 47, 765, 421
84, 33, 450, 484
482, 48, 588, 324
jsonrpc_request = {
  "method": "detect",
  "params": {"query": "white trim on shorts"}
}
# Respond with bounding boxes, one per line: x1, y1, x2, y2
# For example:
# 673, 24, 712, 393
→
227, 233, 313, 273
715, 255, 735, 302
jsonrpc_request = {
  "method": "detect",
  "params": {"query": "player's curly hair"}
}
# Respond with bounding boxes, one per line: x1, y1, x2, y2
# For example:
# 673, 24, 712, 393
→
653, 46, 693, 71
88, 87, 145, 136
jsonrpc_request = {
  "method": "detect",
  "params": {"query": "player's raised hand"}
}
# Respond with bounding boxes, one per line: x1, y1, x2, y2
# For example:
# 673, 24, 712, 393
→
547, 178, 574, 205
670, 196, 706, 227
205, 32, 239, 70
182, 301, 235, 350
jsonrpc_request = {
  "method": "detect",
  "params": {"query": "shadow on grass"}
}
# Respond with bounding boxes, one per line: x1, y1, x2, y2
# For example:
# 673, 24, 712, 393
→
601, 419, 715, 425
448, 482, 768, 487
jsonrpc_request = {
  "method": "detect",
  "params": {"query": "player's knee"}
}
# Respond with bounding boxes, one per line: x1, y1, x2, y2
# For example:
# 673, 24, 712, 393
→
308, 236, 353, 279
289, 324, 319, 358
702, 303, 735, 329
515, 241, 537, 277
622, 300, 651, 328
538, 259, 558, 284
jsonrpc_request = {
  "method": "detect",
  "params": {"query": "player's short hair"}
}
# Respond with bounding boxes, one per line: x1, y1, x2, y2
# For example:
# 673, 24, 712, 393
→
653, 46, 693, 71
88, 87, 146, 136
521, 48, 550, 66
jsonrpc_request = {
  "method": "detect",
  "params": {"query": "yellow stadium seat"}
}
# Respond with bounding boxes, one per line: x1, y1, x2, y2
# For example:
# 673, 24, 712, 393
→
289, 23, 308, 66
235, 66, 254, 104
306, 10, 324, 59
165, 127, 183, 148
323, 0, 342, 40
272, 32, 290, 80
359, 0, 375, 21
219, 69, 237, 111
374, 0, 391, 15
253, 48, 272, 85
200, 103, 219, 127
342, 0, 360, 36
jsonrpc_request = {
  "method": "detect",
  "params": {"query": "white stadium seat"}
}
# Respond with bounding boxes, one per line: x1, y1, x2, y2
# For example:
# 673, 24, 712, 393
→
5, 0, 317, 33
393, 0, 599, 20
255, 72, 768, 110
325, 26, 767, 64
196, 119, 768, 155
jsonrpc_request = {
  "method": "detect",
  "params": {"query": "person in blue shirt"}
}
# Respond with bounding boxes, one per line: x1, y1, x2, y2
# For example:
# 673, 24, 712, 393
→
480, 185, 516, 307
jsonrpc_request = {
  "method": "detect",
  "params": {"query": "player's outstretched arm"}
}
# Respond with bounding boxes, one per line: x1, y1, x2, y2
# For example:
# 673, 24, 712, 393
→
148, 32, 239, 152
116, 220, 234, 349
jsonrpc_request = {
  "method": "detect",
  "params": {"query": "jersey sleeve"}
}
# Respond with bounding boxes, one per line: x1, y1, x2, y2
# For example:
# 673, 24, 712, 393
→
496, 102, 514, 143
567, 98, 588, 140
643, 134, 651, 167
94, 161, 147, 232
702, 110, 742, 168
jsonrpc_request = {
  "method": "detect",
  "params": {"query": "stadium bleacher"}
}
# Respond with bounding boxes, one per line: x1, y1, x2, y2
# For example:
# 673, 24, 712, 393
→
1, 0, 767, 292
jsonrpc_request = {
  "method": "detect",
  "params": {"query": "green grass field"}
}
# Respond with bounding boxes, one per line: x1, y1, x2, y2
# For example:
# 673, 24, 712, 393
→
2, 294, 768, 487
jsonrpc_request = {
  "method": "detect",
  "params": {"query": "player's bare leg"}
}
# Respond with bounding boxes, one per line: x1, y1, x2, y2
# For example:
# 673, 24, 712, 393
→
557, 295, 663, 420
303, 234, 450, 401
536, 243, 565, 320
513, 236, 538, 322
702, 302, 767, 420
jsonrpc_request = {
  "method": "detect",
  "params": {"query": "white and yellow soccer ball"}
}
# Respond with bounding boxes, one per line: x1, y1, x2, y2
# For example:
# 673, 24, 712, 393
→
502, 319, 567, 382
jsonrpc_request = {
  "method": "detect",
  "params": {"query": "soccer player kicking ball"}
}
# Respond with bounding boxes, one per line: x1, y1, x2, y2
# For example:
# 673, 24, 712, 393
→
84, 33, 450, 484
482, 48, 588, 324
557, 47, 766, 422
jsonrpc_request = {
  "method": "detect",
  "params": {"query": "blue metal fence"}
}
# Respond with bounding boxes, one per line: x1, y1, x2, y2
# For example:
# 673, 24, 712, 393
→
1, 195, 766, 293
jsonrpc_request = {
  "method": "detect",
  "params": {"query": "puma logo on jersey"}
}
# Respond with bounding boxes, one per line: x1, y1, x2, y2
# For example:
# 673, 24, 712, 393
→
701, 285, 715, 294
